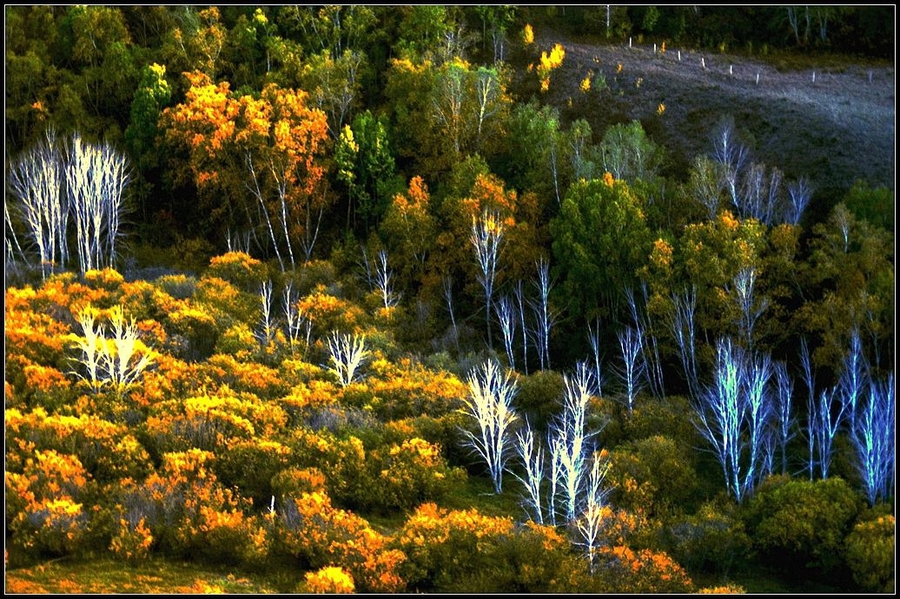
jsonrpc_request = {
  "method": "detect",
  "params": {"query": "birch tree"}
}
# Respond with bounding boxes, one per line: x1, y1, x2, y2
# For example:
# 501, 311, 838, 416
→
575, 451, 611, 573
459, 359, 519, 494
6, 128, 67, 278
851, 373, 895, 505
374, 249, 401, 309
471, 209, 505, 347
513, 421, 545, 524
614, 325, 647, 414
549, 363, 597, 522
326, 331, 370, 387
532, 257, 554, 371
496, 294, 518, 371
693, 338, 775, 503
66, 132, 131, 274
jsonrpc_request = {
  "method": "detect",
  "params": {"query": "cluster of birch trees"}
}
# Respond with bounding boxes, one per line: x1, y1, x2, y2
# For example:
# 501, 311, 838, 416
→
6, 129, 131, 278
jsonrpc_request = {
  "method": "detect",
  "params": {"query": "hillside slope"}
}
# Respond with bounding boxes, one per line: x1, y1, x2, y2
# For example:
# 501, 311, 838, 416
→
530, 32, 895, 211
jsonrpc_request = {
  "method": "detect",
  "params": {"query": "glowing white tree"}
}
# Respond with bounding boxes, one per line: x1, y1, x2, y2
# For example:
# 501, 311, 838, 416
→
326, 331, 370, 387
532, 257, 555, 371
460, 359, 519, 494
72, 304, 156, 397
772, 361, 796, 475
471, 210, 505, 347
732, 266, 767, 350
549, 363, 596, 521
257, 280, 275, 347
461, 360, 518, 493
851, 373, 895, 506
283, 282, 310, 356
66, 133, 131, 274
785, 176, 813, 225
693, 338, 774, 503
375, 249, 401, 309
496, 294, 518, 371
514, 280, 529, 375
670, 286, 701, 401
513, 422, 545, 524
586, 318, 606, 399
7, 128, 68, 278
614, 325, 647, 414
575, 450, 611, 573
838, 327, 868, 433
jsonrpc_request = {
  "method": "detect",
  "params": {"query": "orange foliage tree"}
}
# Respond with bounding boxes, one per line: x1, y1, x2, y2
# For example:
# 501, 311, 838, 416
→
379, 175, 438, 295
161, 71, 331, 266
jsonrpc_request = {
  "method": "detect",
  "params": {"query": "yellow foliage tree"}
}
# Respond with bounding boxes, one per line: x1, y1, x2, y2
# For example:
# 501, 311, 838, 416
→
536, 43, 565, 92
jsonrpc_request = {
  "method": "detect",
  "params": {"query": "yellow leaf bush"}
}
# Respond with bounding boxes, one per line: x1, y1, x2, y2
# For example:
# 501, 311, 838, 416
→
393, 503, 515, 590
6, 450, 93, 559
594, 545, 694, 593
276, 490, 406, 593
110, 449, 262, 563
370, 437, 462, 512
5, 407, 150, 482
144, 390, 287, 453
304, 566, 356, 594
205, 251, 269, 293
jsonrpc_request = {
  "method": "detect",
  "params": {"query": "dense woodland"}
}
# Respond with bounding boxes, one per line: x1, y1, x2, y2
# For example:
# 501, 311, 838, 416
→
4, 5, 896, 594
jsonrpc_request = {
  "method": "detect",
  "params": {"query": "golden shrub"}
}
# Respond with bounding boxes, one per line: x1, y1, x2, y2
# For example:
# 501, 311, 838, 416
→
304, 566, 355, 594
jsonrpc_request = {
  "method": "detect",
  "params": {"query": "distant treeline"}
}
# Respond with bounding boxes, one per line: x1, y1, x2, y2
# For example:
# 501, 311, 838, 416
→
530, 5, 895, 58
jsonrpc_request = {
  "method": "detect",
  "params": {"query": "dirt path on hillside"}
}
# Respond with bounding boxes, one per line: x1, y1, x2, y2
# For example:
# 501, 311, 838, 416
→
535, 33, 895, 200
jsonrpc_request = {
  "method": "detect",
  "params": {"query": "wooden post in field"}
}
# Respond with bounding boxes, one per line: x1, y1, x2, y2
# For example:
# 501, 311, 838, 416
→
678, 50, 681, 61
729, 64, 733, 76
629, 37, 632, 48
701, 57, 706, 70
756, 72, 760, 85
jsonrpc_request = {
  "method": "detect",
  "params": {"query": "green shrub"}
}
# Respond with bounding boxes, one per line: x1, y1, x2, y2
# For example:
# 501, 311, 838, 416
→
216, 323, 258, 359
5, 408, 152, 483
155, 273, 198, 299
439, 521, 590, 593
383, 413, 470, 468
514, 369, 565, 430
205, 252, 269, 293
591, 545, 695, 593
194, 276, 258, 330
6, 450, 95, 562
287, 428, 372, 510
664, 497, 752, 576
843, 180, 893, 232
741, 475, 863, 574
844, 510, 895, 592
369, 437, 464, 513
607, 434, 699, 518
215, 439, 294, 509
271, 467, 327, 498
82, 268, 126, 306
392, 503, 517, 591
621, 394, 698, 445
273, 490, 405, 592
286, 259, 337, 296
164, 306, 220, 362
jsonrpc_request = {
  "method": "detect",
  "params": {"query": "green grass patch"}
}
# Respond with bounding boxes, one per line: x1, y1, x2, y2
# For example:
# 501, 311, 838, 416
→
440, 472, 528, 519
4, 557, 288, 594
365, 473, 529, 533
